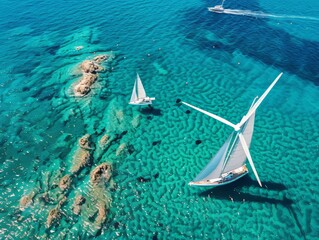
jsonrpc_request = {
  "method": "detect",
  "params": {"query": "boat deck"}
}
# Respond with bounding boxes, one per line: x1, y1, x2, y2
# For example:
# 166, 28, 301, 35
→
189, 165, 248, 187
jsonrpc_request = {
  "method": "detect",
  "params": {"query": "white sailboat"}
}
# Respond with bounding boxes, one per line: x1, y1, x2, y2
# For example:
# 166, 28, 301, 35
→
182, 72, 283, 187
208, 0, 225, 13
129, 73, 155, 105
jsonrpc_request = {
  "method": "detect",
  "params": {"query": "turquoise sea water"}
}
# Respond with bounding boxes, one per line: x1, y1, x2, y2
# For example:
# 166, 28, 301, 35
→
0, 0, 319, 239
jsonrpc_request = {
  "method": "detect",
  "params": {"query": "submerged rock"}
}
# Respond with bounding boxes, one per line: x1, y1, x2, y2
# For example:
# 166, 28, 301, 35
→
19, 192, 36, 211
131, 114, 142, 128
115, 110, 124, 123
99, 134, 109, 145
79, 134, 92, 150
74, 84, 91, 96
74, 195, 86, 205
81, 184, 112, 236
90, 163, 112, 186
72, 195, 86, 215
59, 175, 72, 191
46, 207, 61, 228
81, 73, 98, 85
98, 134, 113, 149
58, 196, 67, 207
71, 148, 91, 174
93, 55, 108, 63
116, 143, 127, 156
95, 203, 107, 229
73, 55, 108, 97
74, 73, 98, 96
81, 60, 103, 74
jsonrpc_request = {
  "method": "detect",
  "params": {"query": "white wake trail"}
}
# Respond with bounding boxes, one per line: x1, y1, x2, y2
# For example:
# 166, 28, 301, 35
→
217, 9, 319, 22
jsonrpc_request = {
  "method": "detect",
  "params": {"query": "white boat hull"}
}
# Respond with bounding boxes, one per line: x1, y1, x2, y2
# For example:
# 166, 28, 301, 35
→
208, 6, 224, 13
189, 165, 248, 187
129, 97, 155, 105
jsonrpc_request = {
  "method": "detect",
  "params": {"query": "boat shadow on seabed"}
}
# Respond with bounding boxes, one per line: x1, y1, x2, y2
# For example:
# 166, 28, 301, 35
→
139, 106, 163, 116
198, 175, 306, 239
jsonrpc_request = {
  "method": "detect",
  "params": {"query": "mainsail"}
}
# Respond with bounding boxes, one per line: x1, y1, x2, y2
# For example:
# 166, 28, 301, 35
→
130, 79, 137, 103
193, 133, 233, 182
136, 74, 146, 99
222, 112, 255, 174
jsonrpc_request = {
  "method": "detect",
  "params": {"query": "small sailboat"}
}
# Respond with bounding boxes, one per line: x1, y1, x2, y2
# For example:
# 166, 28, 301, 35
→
182, 72, 283, 187
129, 73, 155, 105
208, 0, 225, 13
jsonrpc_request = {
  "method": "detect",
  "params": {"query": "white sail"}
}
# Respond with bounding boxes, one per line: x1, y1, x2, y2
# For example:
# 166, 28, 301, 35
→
130, 79, 137, 103
136, 73, 146, 99
193, 133, 233, 182
222, 111, 255, 173
129, 73, 155, 105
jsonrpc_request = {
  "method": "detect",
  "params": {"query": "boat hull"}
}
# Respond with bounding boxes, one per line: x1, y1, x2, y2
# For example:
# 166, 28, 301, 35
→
129, 101, 153, 105
189, 166, 248, 187
129, 97, 155, 105
208, 6, 224, 13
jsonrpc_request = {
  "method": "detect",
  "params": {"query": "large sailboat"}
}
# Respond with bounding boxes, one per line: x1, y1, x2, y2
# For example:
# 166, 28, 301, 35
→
182, 72, 283, 187
129, 73, 155, 105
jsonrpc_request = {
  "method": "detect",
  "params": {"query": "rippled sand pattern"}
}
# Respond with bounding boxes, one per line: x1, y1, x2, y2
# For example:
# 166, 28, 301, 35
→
0, 0, 319, 239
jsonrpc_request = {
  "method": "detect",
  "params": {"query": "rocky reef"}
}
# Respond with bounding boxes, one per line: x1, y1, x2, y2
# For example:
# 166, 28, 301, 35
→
70, 148, 91, 174
73, 54, 109, 97
79, 134, 92, 150
46, 196, 67, 228
72, 195, 86, 215
99, 134, 112, 149
90, 162, 112, 186
59, 174, 72, 191
116, 143, 127, 156
70, 134, 93, 174
86, 163, 114, 234
46, 206, 61, 228
19, 191, 36, 211
16, 61, 139, 238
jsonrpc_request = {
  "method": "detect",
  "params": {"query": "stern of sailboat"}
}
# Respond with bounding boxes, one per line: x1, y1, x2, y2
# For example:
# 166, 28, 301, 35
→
189, 165, 249, 187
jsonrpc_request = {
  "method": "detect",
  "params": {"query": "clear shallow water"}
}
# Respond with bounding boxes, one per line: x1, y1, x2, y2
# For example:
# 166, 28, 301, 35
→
0, 0, 318, 239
